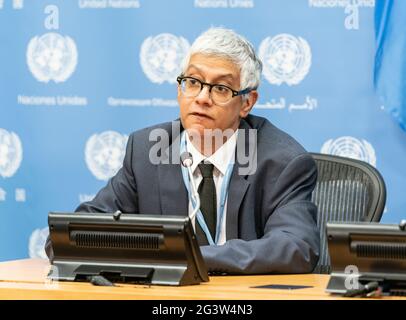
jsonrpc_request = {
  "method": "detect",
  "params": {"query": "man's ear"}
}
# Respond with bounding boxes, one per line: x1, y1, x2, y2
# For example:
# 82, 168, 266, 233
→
239, 91, 258, 118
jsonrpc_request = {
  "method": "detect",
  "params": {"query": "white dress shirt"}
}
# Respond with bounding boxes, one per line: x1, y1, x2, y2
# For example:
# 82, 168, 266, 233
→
185, 130, 238, 245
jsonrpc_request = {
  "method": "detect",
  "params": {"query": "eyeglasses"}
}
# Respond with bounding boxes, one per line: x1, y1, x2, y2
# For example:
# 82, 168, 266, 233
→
177, 76, 255, 105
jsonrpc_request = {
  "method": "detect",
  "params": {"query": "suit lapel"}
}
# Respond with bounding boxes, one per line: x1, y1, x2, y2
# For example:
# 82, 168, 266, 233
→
226, 119, 254, 240
226, 167, 250, 240
158, 162, 188, 216
157, 121, 188, 216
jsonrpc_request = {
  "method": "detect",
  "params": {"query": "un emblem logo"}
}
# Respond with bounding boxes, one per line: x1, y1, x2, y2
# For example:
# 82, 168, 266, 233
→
140, 33, 190, 84
0, 128, 23, 178
321, 136, 376, 167
85, 131, 129, 181
29, 227, 49, 259
26, 32, 78, 83
259, 34, 311, 86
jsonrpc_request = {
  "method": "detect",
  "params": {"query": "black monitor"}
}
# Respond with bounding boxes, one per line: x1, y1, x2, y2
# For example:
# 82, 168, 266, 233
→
325, 221, 406, 295
47, 212, 209, 286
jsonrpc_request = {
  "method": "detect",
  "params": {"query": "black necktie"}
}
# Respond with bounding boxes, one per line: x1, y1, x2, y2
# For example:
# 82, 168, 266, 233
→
196, 162, 217, 245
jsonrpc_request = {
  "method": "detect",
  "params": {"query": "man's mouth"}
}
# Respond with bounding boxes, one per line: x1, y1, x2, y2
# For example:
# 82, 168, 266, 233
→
189, 112, 213, 120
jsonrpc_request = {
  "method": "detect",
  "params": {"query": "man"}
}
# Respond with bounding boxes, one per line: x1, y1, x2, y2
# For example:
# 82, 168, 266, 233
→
46, 27, 319, 274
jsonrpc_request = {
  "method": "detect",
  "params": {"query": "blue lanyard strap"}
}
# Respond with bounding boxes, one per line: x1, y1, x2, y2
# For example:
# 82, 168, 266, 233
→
180, 131, 234, 245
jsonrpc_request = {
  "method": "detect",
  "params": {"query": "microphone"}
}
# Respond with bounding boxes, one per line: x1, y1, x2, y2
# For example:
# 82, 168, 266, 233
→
180, 152, 200, 222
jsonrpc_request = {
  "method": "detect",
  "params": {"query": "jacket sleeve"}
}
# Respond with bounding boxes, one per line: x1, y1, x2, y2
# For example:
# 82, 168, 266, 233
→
201, 153, 320, 274
45, 134, 139, 259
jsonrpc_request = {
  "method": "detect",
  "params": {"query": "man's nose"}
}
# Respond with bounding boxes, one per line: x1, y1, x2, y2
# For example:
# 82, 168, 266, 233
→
195, 85, 213, 105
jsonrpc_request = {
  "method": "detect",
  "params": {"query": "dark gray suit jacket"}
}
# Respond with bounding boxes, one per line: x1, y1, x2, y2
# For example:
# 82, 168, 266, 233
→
46, 114, 319, 274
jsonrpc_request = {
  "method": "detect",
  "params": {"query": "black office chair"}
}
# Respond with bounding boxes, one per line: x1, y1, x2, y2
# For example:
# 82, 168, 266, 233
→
310, 153, 386, 274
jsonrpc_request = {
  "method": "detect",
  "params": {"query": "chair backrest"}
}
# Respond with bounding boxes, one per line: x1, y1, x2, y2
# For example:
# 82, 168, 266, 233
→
310, 153, 386, 274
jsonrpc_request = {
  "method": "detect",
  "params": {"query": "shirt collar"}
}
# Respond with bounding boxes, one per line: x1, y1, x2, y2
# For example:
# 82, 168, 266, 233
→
185, 130, 238, 176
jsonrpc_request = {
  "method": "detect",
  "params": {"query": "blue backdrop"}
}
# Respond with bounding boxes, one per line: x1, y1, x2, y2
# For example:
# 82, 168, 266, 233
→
0, 0, 405, 261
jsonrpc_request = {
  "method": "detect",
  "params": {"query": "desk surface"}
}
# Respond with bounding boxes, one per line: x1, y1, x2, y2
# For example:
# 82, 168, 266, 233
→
0, 259, 401, 300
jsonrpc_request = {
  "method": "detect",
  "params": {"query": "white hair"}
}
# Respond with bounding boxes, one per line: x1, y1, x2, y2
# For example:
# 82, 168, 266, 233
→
181, 27, 262, 92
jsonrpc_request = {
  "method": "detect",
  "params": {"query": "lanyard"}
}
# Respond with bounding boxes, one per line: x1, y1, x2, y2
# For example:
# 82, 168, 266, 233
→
180, 131, 234, 245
